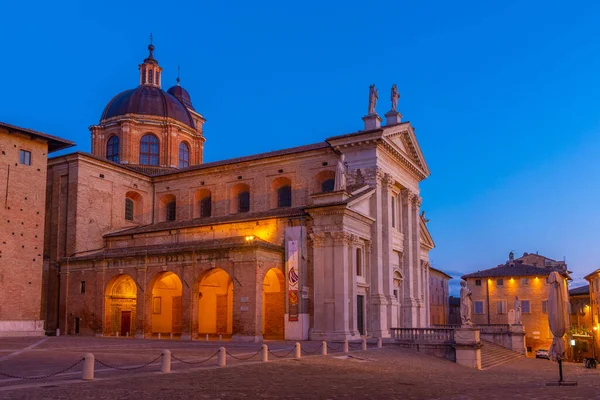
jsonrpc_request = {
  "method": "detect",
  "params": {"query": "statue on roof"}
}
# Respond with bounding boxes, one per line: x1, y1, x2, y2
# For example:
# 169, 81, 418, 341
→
391, 84, 400, 112
368, 84, 378, 115
460, 280, 473, 326
334, 153, 347, 191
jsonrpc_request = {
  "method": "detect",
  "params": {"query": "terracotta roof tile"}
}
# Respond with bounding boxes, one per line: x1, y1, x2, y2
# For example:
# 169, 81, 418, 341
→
462, 262, 569, 280
105, 207, 307, 237
569, 285, 590, 296
0, 121, 75, 153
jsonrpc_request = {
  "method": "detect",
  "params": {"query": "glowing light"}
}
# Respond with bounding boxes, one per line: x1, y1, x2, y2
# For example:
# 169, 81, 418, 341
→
570, 339, 576, 346
245, 235, 255, 242
594, 326, 598, 331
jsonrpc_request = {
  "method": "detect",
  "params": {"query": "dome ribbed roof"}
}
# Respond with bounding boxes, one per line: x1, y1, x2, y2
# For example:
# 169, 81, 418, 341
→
101, 86, 195, 128
167, 85, 194, 110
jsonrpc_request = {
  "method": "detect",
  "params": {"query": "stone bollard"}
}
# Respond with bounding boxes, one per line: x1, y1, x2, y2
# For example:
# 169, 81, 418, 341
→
262, 344, 268, 362
158, 333, 161, 340
295, 342, 302, 359
82, 353, 95, 381
56, 328, 60, 337
206, 334, 209, 341
362, 337, 367, 351
161, 350, 171, 373
218, 347, 226, 367
170, 333, 173, 340
116, 332, 119, 337
343, 339, 349, 353
322, 341, 327, 356
219, 334, 222, 341
126, 332, 129, 337
377, 337, 382, 349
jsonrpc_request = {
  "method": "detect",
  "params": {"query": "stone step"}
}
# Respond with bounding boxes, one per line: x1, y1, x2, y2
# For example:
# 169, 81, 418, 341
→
480, 340, 524, 370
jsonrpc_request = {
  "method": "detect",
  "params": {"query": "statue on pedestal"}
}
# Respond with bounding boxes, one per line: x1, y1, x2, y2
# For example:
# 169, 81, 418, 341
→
460, 280, 473, 326
514, 296, 522, 325
391, 84, 400, 112
368, 84, 378, 115
334, 153, 346, 191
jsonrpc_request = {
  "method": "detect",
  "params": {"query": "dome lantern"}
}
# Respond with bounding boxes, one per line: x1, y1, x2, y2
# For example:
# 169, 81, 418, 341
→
138, 36, 162, 88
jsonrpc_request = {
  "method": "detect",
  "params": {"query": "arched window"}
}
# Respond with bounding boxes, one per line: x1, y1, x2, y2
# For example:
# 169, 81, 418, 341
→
125, 198, 134, 221
321, 179, 335, 193
277, 185, 292, 208
238, 191, 250, 213
140, 134, 159, 166
148, 69, 153, 83
166, 200, 176, 221
200, 195, 211, 218
106, 136, 119, 162
178, 142, 190, 168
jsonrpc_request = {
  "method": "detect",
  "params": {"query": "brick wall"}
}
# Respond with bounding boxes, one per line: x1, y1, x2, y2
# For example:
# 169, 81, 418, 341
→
0, 129, 49, 322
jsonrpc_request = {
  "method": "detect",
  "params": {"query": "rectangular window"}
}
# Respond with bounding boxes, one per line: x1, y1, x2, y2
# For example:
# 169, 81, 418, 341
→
475, 279, 482, 286
475, 301, 484, 314
496, 300, 507, 314
356, 248, 363, 276
521, 300, 531, 313
80, 281, 86, 294
166, 201, 176, 221
521, 278, 528, 285
496, 278, 504, 287
542, 300, 548, 314
125, 198, 134, 221
19, 149, 31, 165
391, 196, 396, 228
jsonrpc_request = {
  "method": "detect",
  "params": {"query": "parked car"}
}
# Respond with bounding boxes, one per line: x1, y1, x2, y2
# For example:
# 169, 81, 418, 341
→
536, 349, 550, 359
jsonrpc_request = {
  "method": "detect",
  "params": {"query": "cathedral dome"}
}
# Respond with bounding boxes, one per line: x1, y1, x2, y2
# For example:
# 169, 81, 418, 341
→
167, 84, 194, 110
101, 86, 196, 129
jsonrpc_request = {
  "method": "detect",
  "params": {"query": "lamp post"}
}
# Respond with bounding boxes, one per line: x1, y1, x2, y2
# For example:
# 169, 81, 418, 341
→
593, 326, 597, 360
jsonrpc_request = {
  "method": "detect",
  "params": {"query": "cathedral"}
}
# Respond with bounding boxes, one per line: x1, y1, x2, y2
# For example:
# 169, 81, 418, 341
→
39, 43, 434, 341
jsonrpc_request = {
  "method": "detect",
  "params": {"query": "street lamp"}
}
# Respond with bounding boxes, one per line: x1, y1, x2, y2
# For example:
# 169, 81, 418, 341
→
593, 326, 597, 360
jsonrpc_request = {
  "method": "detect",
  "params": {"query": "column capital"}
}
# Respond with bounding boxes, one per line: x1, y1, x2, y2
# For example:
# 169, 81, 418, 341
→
331, 231, 351, 245
401, 189, 417, 205
412, 195, 422, 208
309, 232, 327, 248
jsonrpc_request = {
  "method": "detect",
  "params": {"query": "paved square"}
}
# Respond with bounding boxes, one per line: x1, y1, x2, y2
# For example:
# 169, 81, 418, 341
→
0, 337, 598, 399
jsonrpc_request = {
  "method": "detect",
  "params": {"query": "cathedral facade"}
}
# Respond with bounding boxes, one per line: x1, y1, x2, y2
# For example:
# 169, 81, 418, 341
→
43, 44, 434, 341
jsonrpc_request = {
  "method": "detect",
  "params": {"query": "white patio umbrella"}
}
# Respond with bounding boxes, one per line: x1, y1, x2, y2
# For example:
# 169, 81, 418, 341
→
547, 271, 573, 385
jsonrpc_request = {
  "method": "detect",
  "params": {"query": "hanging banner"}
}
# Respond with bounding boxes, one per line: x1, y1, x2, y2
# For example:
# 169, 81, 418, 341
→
287, 240, 299, 321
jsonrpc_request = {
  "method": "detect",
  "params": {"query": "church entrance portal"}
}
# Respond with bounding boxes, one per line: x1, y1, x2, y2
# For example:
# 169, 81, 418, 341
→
357, 295, 365, 335
105, 274, 137, 336
198, 268, 233, 336
150, 272, 183, 336
263, 268, 285, 340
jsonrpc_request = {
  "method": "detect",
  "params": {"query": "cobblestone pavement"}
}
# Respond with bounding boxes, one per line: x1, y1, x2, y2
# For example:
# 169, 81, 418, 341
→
0, 337, 599, 399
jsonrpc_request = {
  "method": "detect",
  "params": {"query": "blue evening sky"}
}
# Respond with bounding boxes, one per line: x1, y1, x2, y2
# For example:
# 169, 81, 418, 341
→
2, 1, 599, 294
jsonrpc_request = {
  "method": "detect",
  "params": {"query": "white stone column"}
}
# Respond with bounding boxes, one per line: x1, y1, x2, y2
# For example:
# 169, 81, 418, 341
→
380, 173, 395, 332
309, 232, 327, 337
369, 171, 388, 337
412, 195, 423, 327
332, 231, 351, 338
401, 189, 417, 327
349, 235, 359, 336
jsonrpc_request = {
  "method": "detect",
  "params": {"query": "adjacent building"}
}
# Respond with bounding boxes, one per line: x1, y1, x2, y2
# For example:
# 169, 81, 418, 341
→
0, 122, 73, 336
567, 284, 593, 362
584, 270, 600, 356
41, 43, 435, 341
429, 267, 451, 325
462, 252, 570, 352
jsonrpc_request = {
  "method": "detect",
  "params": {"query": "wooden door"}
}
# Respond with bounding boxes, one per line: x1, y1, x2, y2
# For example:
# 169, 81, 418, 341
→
357, 295, 365, 335
120, 311, 131, 336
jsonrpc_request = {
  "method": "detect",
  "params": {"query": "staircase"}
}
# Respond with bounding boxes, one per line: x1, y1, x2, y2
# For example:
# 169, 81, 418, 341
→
480, 340, 524, 370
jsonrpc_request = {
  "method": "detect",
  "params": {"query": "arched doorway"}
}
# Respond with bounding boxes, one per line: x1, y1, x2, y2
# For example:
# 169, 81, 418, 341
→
198, 268, 233, 336
105, 274, 137, 336
263, 268, 285, 340
150, 272, 183, 336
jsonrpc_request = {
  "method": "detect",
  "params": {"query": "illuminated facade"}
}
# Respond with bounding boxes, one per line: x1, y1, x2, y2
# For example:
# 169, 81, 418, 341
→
43, 44, 434, 341
462, 252, 570, 352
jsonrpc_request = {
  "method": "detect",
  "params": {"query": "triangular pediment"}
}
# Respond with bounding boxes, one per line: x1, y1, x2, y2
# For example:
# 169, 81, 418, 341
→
383, 124, 430, 178
419, 215, 435, 250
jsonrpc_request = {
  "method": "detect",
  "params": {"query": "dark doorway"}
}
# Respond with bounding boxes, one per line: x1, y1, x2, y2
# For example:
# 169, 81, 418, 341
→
75, 317, 80, 334
121, 311, 132, 336
357, 295, 365, 335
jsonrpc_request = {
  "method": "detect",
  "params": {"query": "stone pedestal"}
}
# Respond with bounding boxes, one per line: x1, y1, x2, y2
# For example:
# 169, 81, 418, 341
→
509, 324, 526, 355
454, 327, 481, 370
362, 114, 382, 130
384, 110, 402, 125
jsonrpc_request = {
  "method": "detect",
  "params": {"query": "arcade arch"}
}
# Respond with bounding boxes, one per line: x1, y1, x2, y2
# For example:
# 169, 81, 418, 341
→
197, 269, 233, 336
150, 272, 183, 335
262, 268, 285, 339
